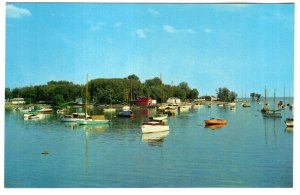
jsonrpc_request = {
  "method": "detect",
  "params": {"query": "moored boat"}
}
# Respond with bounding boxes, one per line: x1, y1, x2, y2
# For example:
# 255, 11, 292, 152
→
118, 110, 134, 117
103, 108, 116, 112
204, 118, 227, 126
150, 113, 168, 120
285, 118, 293, 127
263, 111, 282, 118
141, 119, 169, 133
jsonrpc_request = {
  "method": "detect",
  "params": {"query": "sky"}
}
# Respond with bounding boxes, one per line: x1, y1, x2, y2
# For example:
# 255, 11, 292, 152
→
5, 2, 295, 98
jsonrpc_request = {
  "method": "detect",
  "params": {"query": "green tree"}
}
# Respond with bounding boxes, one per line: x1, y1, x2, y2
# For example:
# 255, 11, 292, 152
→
216, 87, 237, 102
5, 88, 12, 99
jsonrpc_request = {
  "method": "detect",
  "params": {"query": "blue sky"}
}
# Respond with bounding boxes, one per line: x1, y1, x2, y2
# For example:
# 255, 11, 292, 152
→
5, 3, 294, 97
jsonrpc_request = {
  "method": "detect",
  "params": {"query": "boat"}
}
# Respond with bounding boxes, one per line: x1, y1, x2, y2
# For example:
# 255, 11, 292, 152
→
164, 106, 177, 115
179, 105, 190, 112
241, 103, 251, 107
39, 108, 53, 114
118, 110, 134, 117
61, 113, 87, 122
217, 103, 224, 107
57, 108, 68, 114
103, 94, 116, 112
261, 86, 269, 113
141, 119, 169, 133
103, 108, 116, 112
150, 113, 168, 120
204, 118, 227, 126
262, 111, 282, 118
225, 102, 236, 107
78, 74, 110, 125
285, 118, 293, 127
263, 89, 282, 118
24, 113, 41, 120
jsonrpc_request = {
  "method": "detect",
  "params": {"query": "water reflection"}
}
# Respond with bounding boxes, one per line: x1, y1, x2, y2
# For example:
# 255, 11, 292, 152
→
263, 117, 279, 145
142, 131, 169, 142
205, 124, 226, 130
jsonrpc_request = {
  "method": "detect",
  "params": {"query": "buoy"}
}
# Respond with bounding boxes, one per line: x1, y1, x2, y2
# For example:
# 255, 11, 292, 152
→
41, 151, 49, 155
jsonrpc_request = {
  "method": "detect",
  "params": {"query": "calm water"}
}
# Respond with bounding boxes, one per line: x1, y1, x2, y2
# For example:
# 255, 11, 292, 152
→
5, 99, 293, 187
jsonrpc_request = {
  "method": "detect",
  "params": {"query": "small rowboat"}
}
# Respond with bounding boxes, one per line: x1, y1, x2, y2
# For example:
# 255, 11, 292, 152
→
141, 119, 169, 133
204, 118, 227, 126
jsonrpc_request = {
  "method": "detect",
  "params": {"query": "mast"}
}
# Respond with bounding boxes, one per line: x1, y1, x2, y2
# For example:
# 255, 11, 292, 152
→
284, 86, 285, 105
85, 74, 88, 118
274, 88, 276, 111
264, 86, 267, 105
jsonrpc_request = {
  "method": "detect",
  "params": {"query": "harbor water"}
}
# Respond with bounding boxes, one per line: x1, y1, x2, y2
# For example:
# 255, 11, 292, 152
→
5, 99, 293, 187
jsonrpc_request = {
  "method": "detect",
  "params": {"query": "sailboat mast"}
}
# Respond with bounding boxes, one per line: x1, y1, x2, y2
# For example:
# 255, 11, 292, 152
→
85, 74, 88, 118
274, 88, 276, 111
264, 86, 267, 105
284, 86, 285, 105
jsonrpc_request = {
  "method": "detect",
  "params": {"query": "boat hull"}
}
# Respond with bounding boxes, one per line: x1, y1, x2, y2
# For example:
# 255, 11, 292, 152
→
142, 125, 169, 133
204, 119, 227, 126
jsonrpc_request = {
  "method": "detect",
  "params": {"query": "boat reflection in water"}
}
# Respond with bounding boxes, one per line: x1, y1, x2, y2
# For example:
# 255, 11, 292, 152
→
205, 124, 226, 129
142, 130, 169, 142
83, 123, 109, 132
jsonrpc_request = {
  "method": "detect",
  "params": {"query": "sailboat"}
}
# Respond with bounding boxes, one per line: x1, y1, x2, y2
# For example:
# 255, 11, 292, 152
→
118, 80, 134, 117
241, 92, 251, 107
77, 74, 110, 125
103, 93, 116, 112
261, 86, 269, 113
262, 89, 282, 118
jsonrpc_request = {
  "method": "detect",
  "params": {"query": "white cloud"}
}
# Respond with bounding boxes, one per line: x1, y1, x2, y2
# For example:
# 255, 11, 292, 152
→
163, 25, 177, 33
148, 8, 160, 16
6, 4, 31, 18
163, 25, 196, 34
135, 29, 146, 38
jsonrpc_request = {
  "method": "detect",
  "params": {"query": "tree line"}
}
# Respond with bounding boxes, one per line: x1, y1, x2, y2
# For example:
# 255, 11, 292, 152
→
5, 74, 199, 107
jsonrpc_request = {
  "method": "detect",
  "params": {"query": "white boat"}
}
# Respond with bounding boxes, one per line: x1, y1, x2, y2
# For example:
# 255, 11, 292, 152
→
77, 74, 110, 125
150, 114, 168, 120
193, 104, 204, 109
57, 109, 68, 114
179, 106, 190, 112
225, 102, 236, 107
285, 118, 293, 127
24, 113, 42, 120
122, 105, 130, 111
141, 120, 169, 133
103, 108, 116, 112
